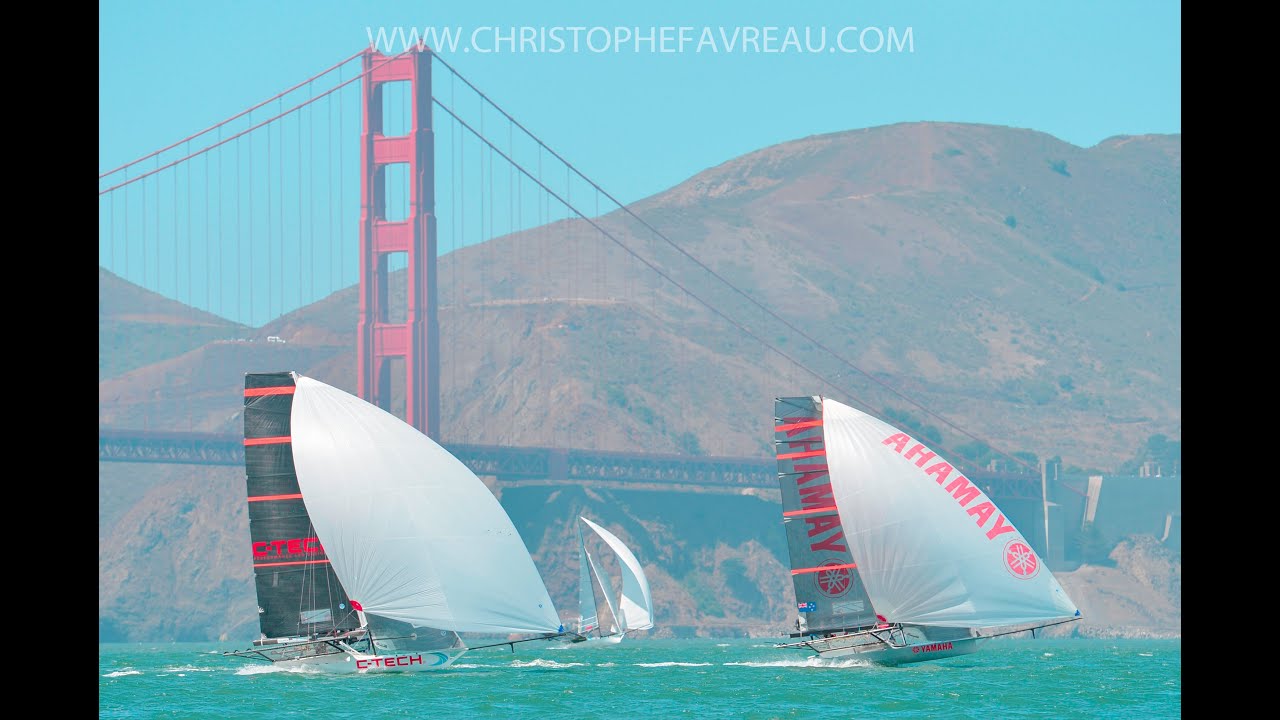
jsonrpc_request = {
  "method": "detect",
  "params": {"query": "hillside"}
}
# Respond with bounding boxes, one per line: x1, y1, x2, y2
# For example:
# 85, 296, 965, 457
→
99, 122, 1181, 641
99, 267, 247, 379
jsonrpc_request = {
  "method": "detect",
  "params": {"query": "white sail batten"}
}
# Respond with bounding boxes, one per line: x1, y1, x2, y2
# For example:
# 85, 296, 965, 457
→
581, 517, 653, 631
821, 397, 1079, 628
289, 376, 563, 635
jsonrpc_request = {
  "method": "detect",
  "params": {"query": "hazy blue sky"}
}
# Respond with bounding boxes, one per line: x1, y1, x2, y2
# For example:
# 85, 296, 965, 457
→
100, 0, 1180, 207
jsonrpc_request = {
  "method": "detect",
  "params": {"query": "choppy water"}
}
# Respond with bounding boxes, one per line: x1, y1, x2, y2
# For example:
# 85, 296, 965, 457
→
100, 637, 1180, 719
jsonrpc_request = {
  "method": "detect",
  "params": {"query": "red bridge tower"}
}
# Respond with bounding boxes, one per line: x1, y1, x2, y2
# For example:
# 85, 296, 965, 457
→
357, 47, 439, 438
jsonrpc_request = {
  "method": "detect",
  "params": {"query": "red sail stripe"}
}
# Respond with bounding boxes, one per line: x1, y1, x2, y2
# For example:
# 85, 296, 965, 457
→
244, 436, 291, 446
253, 559, 332, 568
791, 562, 858, 575
782, 505, 839, 517
244, 386, 296, 397
775, 419, 823, 432
247, 493, 304, 503
776, 449, 825, 460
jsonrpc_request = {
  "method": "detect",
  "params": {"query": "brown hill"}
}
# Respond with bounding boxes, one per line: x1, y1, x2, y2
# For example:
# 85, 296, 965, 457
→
99, 122, 1181, 641
99, 267, 247, 379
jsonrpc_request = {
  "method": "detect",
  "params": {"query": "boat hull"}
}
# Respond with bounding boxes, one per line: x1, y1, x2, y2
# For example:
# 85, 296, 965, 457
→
810, 635, 984, 665
791, 625, 985, 666
266, 648, 464, 673
231, 638, 466, 673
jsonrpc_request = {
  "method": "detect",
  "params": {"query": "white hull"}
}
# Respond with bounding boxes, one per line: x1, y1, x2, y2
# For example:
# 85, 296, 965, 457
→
230, 637, 465, 673
285, 648, 464, 673
783, 625, 985, 666
808, 635, 984, 665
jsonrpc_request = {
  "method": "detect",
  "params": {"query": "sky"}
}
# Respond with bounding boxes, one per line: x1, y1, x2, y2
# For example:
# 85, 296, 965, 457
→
100, 0, 1180, 208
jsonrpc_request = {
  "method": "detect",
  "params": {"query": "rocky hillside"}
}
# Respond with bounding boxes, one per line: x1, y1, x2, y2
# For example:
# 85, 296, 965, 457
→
99, 122, 1181, 641
98, 267, 246, 380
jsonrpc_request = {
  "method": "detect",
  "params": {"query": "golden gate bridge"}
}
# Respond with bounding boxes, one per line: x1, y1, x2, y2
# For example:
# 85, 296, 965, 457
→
98, 46, 1045, 500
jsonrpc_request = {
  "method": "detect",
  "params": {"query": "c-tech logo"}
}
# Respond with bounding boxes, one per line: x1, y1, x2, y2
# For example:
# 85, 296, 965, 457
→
252, 537, 324, 559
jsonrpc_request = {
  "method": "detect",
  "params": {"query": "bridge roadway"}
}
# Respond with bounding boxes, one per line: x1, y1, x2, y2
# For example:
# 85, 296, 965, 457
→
98, 429, 1044, 500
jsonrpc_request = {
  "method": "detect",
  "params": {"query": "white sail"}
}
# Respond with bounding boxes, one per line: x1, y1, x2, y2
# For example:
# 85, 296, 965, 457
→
580, 517, 653, 631
289, 375, 563, 635
576, 524, 599, 635
821, 397, 1078, 628
585, 548, 620, 635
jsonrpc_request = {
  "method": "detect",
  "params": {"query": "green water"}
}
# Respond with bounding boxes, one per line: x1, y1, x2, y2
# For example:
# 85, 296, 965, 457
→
100, 637, 1180, 719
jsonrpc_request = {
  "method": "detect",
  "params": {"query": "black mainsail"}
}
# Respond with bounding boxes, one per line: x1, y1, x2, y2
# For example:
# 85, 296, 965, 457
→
774, 396, 879, 635
243, 372, 359, 640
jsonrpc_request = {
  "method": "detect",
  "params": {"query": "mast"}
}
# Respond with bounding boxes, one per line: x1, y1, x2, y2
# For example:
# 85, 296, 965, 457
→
242, 372, 359, 640
577, 522, 599, 635
774, 397, 879, 634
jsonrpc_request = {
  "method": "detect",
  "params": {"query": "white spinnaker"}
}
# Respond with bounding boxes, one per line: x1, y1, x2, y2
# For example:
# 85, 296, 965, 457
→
581, 517, 653, 631
821, 397, 1078, 628
289, 375, 563, 635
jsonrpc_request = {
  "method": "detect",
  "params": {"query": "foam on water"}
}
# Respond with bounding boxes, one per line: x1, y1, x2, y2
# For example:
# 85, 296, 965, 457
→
724, 656, 871, 669
234, 663, 323, 675
103, 669, 142, 677
509, 658, 586, 669
635, 662, 713, 667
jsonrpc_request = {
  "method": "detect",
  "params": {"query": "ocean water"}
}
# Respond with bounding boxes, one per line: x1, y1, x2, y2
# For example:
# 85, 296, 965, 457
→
100, 637, 1180, 719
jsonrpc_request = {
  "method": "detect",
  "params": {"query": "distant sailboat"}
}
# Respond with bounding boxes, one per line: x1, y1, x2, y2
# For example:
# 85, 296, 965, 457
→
574, 516, 654, 642
773, 396, 1080, 665
223, 372, 572, 673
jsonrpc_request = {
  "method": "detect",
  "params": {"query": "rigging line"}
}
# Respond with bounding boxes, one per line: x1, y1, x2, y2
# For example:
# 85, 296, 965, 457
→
509, 120, 515, 366
236, 137, 242, 323
99, 49, 414, 196
338, 62, 345, 289
309, 80, 315, 307
267, 111, 273, 323
298, 94, 304, 314
173, 154, 178, 304
976, 616, 1082, 639
279, 97, 285, 320
142, 174, 147, 290
432, 54, 1015, 472
431, 97, 874, 412
187, 140, 192, 312
124, 172, 129, 279
450, 74, 457, 402
328, 87, 335, 296
250, 120, 255, 326
99, 50, 363, 179
108, 181, 114, 272
218, 127, 223, 316
566, 163, 571, 303
206, 146, 210, 314
465, 633, 584, 652
479, 103, 485, 337
154, 157, 160, 296
458, 94, 465, 386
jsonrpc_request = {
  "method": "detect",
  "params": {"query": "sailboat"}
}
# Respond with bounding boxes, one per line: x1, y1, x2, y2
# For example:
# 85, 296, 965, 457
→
573, 516, 654, 642
773, 396, 1080, 665
223, 371, 572, 673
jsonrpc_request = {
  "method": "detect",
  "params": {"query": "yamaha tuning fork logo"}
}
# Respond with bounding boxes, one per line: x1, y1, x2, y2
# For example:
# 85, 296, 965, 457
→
1003, 538, 1040, 579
